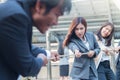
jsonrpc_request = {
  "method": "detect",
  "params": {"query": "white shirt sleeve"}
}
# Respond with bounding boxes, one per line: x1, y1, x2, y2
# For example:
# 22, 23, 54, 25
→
45, 50, 51, 59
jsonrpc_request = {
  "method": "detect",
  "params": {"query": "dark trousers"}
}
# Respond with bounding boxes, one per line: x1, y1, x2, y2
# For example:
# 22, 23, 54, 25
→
97, 61, 115, 80
116, 61, 120, 80
60, 65, 69, 76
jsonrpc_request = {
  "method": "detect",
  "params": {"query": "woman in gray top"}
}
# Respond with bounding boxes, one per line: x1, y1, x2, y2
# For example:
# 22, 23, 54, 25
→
63, 17, 100, 80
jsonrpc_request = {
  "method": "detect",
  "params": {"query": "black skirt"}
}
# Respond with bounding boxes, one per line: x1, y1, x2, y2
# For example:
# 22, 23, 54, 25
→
59, 65, 69, 76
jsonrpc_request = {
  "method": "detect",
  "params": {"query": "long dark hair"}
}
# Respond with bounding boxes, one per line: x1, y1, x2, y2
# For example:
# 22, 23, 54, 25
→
96, 22, 114, 46
63, 17, 87, 47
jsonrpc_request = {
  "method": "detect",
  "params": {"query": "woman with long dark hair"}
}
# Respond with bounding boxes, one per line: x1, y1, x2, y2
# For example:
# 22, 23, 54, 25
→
63, 17, 100, 80
95, 22, 115, 80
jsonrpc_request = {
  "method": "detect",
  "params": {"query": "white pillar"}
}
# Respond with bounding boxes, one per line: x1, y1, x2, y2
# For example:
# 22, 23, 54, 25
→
46, 31, 52, 80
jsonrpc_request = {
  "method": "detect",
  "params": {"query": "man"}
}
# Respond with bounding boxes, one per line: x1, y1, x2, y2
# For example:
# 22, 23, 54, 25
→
0, 0, 72, 80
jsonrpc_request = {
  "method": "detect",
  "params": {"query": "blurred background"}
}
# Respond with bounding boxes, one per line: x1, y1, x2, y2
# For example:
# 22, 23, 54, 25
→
1, 0, 120, 80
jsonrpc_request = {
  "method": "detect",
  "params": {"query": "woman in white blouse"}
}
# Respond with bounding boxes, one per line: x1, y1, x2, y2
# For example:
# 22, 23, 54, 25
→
95, 22, 115, 80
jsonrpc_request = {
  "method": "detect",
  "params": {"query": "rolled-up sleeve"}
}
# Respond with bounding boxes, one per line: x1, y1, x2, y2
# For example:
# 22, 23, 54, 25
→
68, 42, 79, 53
32, 45, 47, 57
